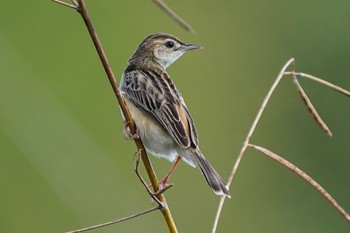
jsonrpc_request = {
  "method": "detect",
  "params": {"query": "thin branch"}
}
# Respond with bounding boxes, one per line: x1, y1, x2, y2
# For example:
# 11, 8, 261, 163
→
292, 76, 333, 136
248, 144, 350, 223
52, 0, 178, 232
153, 0, 194, 32
284, 71, 350, 97
134, 149, 171, 207
211, 58, 296, 233
65, 206, 161, 233
213, 59, 350, 232
285, 70, 350, 136
52, 0, 78, 9
226, 58, 295, 187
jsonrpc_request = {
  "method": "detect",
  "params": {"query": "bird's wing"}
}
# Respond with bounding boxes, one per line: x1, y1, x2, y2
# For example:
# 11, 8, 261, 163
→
121, 69, 198, 148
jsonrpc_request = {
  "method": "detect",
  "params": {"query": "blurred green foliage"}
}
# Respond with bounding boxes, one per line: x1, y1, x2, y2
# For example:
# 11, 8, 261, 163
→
0, 1, 350, 232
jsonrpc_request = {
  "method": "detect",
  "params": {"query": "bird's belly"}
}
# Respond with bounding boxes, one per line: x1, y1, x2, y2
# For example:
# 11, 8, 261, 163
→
126, 100, 178, 162
140, 124, 178, 162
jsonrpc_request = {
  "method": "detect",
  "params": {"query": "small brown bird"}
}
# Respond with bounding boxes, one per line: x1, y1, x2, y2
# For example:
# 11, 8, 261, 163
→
120, 33, 230, 197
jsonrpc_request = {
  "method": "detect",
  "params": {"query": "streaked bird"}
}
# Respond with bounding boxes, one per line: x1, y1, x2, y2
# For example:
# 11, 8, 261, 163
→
120, 33, 230, 197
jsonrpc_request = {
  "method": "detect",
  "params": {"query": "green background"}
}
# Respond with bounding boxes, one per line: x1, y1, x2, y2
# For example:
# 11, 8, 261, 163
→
1, 1, 350, 232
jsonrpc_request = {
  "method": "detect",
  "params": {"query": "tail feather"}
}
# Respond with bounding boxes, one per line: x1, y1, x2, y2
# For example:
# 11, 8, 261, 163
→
192, 149, 230, 197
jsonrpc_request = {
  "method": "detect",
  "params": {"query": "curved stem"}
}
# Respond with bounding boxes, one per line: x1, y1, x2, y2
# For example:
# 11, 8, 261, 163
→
76, 1, 177, 231
53, 0, 178, 232
248, 144, 350, 223
212, 58, 296, 233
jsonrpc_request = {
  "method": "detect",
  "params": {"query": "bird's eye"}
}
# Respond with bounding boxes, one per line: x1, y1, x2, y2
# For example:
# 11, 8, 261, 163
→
165, 41, 175, 48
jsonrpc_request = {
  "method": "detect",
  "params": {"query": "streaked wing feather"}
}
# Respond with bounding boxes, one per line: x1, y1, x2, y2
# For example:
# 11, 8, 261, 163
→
121, 69, 198, 148
182, 105, 199, 146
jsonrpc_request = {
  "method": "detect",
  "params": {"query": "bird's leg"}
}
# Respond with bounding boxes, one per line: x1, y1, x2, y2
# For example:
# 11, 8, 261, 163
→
122, 120, 140, 140
149, 156, 182, 196
158, 156, 182, 190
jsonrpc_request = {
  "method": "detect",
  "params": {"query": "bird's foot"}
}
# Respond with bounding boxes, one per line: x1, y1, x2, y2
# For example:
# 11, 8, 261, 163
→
122, 120, 140, 140
151, 182, 174, 197
146, 176, 174, 197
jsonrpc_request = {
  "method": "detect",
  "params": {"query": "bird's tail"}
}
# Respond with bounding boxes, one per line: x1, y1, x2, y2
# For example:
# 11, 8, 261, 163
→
192, 149, 230, 197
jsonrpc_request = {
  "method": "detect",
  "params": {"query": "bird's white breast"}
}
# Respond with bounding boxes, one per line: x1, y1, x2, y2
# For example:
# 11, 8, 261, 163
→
124, 99, 179, 162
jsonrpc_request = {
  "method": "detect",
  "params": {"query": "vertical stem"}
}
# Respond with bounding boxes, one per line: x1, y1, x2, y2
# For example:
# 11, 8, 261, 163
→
75, 1, 178, 232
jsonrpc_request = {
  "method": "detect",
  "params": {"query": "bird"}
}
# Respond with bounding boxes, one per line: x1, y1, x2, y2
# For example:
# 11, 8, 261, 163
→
120, 33, 230, 197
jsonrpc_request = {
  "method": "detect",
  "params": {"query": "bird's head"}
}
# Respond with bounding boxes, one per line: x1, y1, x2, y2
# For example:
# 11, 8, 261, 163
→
129, 33, 202, 69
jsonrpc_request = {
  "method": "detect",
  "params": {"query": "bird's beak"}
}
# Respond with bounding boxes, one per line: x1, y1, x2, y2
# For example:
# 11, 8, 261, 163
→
180, 44, 203, 51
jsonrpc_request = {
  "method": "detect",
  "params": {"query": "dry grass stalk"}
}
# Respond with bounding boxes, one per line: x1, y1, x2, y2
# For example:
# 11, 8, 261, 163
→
285, 71, 350, 97
292, 76, 333, 136
248, 144, 350, 223
65, 206, 160, 233
52, 0, 178, 232
212, 59, 350, 232
153, 0, 194, 32
212, 58, 296, 233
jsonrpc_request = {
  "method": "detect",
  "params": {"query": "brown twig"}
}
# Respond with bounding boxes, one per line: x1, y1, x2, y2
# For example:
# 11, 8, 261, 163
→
65, 206, 161, 233
285, 70, 350, 136
284, 71, 350, 97
52, 1, 178, 232
212, 58, 350, 232
152, 0, 194, 32
134, 149, 173, 207
52, 0, 77, 9
248, 144, 350, 223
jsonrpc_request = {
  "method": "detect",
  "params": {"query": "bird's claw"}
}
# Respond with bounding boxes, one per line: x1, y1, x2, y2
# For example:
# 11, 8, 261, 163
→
152, 183, 174, 196
122, 121, 140, 140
